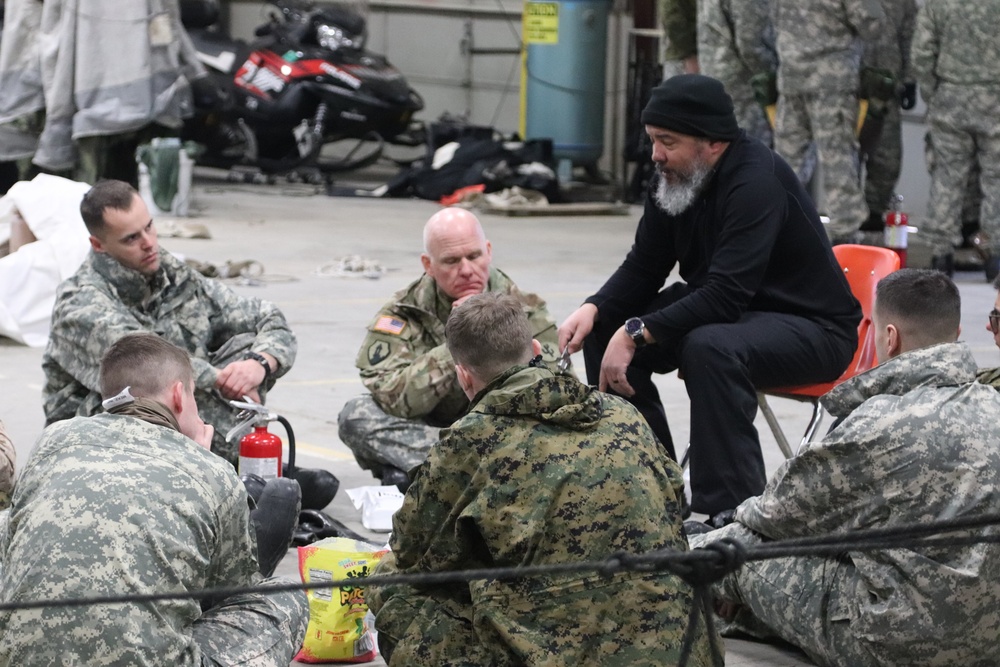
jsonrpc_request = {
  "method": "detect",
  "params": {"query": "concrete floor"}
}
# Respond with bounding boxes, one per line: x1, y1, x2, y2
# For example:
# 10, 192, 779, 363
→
2, 167, 998, 665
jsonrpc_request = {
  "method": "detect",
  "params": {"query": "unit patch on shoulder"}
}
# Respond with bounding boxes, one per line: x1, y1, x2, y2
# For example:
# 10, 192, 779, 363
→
374, 316, 407, 335
368, 340, 391, 366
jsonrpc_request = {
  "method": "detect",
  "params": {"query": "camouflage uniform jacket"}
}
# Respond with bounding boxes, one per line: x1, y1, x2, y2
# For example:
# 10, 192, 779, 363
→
386, 365, 716, 666
0, 420, 13, 510
662, 0, 698, 60
698, 0, 776, 83
355, 268, 558, 425
911, 0, 1000, 107
0, 413, 261, 665
977, 366, 1000, 390
737, 342, 1000, 665
42, 249, 296, 423
772, 0, 884, 92
863, 0, 917, 84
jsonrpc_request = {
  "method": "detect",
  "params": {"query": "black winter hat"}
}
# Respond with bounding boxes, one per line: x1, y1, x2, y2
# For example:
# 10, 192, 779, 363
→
641, 74, 739, 141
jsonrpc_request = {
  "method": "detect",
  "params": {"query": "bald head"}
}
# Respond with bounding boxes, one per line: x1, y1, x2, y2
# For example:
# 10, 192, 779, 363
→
420, 208, 493, 301
422, 208, 486, 254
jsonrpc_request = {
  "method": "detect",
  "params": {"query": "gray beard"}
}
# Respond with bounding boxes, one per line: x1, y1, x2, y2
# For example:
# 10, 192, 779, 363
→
652, 160, 712, 216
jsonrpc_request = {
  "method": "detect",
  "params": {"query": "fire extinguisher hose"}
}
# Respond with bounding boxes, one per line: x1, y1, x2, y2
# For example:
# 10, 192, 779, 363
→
276, 415, 296, 477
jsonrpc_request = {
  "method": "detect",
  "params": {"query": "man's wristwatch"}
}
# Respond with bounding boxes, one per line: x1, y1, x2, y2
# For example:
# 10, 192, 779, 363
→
624, 317, 647, 347
244, 351, 273, 384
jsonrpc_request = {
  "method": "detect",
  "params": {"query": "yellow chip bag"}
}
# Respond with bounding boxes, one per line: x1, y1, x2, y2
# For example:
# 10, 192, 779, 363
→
295, 536, 388, 663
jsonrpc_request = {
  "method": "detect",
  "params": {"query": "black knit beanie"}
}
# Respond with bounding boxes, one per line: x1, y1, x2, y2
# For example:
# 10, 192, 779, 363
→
641, 74, 739, 141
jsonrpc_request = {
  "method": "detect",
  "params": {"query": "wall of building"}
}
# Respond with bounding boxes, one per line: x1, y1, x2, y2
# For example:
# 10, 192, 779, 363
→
222, 1, 932, 226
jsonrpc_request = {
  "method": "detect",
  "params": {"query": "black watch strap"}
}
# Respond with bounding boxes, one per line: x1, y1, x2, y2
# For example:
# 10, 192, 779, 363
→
244, 351, 273, 384
625, 317, 647, 347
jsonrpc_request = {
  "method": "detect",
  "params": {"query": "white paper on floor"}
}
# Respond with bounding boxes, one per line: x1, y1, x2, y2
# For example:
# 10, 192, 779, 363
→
346, 485, 404, 532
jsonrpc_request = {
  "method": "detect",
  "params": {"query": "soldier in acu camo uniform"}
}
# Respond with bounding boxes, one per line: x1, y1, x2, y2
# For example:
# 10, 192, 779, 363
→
976, 272, 1000, 389
690, 269, 1000, 667
696, 0, 777, 145
369, 292, 718, 666
912, 0, 1000, 281
0, 420, 14, 511
337, 207, 559, 488
771, 0, 884, 243
0, 333, 308, 666
41, 179, 297, 465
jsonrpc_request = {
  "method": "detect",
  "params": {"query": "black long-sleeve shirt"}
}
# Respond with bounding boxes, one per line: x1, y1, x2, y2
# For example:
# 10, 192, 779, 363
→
587, 131, 861, 349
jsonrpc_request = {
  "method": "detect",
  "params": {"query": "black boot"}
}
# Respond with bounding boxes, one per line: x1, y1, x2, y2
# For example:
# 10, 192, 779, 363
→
240, 473, 268, 509
282, 464, 340, 510
708, 509, 737, 529
380, 465, 410, 493
251, 477, 301, 577
293, 509, 369, 546
931, 253, 954, 277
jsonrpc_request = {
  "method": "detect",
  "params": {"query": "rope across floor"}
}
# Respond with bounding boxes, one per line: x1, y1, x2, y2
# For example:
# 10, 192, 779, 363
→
3, 511, 1000, 666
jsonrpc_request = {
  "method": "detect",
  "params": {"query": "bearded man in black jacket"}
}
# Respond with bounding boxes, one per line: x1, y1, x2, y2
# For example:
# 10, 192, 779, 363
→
560, 74, 861, 524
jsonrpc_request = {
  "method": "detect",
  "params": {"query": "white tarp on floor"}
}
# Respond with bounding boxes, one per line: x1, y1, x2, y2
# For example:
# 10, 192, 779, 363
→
0, 174, 91, 347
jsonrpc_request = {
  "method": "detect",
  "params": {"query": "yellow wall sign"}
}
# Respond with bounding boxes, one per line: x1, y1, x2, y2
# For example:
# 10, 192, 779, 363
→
524, 2, 559, 44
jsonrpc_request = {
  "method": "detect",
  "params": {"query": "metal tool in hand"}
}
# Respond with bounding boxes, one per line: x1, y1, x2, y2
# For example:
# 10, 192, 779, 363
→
557, 347, 572, 372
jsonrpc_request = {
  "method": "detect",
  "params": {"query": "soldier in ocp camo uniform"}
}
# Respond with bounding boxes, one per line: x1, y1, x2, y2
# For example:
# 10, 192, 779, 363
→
337, 207, 559, 487
369, 293, 718, 666
696, 0, 776, 144
912, 0, 1000, 281
862, 0, 918, 225
0, 333, 308, 666
661, 0, 699, 77
690, 269, 1000, 667
771, 0, 884, 243
42, 180, 297, 464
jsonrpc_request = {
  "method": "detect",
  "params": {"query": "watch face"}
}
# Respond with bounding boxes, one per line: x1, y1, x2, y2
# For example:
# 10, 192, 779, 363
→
625, 318, 643, 337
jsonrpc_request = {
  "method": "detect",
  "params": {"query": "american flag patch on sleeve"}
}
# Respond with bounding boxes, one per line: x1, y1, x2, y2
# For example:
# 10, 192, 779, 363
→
374, 316, 407, 335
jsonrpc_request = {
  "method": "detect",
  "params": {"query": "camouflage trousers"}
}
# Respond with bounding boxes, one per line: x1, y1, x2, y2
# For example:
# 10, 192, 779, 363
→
864, 102, 903, 217
923, 83, 1000, 255
195, 577, 309, 666
926, 133, 983, 237
369, 554, 503, 667
689, 524, 877, 667
371, 553, 718, 667
775, 90, 868, 241
337, 395, 440, 478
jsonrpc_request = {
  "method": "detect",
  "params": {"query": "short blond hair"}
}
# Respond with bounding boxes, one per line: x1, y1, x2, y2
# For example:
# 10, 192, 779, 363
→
446, 292, 533, 384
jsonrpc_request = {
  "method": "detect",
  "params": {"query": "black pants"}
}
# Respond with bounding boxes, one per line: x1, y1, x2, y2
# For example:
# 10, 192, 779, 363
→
584, 286, 856, 516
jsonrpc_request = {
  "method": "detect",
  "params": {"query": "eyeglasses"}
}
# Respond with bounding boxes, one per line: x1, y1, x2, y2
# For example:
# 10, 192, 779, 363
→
990, 309, 1000, 334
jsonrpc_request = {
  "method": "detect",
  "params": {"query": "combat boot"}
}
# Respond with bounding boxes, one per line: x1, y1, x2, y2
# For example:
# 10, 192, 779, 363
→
282, 464, 340, 510
251, 477, 301, 577
380, 465, 410, 493
240, 473, 267, 509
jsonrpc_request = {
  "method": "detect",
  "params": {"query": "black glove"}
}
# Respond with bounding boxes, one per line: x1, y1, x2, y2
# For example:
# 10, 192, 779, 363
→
900, 82, 917, 110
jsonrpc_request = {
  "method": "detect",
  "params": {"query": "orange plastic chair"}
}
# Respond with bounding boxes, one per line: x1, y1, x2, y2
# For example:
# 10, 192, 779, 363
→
756, 244, 901, 458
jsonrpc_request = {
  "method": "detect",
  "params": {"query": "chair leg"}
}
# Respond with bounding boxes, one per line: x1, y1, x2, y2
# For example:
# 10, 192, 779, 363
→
756, 392, 794, 459
796, 400, 824, 455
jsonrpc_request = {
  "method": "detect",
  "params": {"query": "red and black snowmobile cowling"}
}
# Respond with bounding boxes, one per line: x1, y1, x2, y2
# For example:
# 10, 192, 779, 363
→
179, 0, 424, 175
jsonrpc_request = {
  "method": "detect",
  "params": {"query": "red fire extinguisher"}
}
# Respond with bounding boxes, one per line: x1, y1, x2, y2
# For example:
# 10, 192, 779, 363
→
227, 399, 296, 481
884, 194, 908, 267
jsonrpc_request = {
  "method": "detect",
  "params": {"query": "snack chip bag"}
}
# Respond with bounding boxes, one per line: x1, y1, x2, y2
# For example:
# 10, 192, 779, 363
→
295, 536, 388, 663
